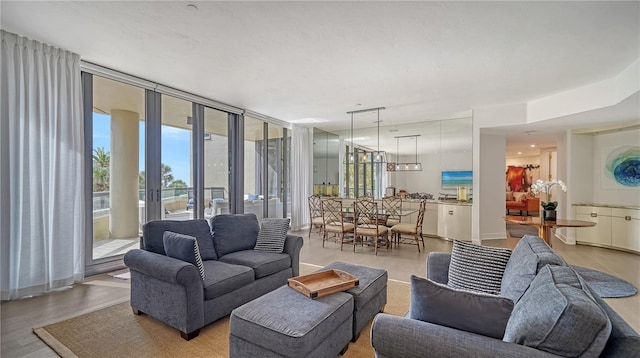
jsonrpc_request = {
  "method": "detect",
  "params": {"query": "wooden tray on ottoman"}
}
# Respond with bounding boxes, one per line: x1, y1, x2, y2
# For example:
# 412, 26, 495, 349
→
288, 269, 359, 299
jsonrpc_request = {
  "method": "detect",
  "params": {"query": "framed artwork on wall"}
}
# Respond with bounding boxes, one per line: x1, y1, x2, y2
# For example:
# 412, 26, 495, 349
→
601, 145, 640, 189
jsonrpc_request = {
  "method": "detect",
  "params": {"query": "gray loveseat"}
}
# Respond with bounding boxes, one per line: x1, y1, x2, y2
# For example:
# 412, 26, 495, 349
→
123, 214, 303, 340
371, 235, 639, 357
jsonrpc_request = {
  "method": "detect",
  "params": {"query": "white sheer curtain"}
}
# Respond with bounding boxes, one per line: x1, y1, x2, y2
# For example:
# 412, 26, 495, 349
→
290, 125, 313, 231
1, 30, 84, 300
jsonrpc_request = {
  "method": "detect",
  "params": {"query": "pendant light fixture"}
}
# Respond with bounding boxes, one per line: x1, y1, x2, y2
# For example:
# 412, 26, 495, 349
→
394, 135, 422, 171
349, 111, 354, 163
346, 106, 386, 165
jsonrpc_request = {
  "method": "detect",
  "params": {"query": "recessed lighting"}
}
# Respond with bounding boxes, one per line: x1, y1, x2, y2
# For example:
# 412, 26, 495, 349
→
526, 131, 536, 135
530, 144, 536, 148
389, 129, 399, 132
517, 151, 523, 155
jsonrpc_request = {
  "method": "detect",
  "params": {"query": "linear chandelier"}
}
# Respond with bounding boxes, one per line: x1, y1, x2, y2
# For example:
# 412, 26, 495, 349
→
346, 106, 386, 164
394, 135, 422, 171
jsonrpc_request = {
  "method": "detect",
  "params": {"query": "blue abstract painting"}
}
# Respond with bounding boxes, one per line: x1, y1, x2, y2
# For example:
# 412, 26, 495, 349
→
441, 171, 472, 188
604, 146, 640, 187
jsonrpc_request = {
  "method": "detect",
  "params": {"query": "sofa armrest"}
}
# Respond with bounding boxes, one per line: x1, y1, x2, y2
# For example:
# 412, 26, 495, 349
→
124, 249, 201, 286
283, 234, 304, 276
426, 252, 451, 284
526, 197, 540, 211
371, 314, 560, 358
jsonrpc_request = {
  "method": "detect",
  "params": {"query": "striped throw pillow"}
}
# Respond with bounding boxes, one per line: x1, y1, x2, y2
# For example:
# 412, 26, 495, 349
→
163, 231, 206, 281
447, 240, 512, 295
254, 218, 290, 253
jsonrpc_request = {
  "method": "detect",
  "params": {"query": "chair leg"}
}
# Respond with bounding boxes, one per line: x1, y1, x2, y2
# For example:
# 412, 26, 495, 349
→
340, 233, 344, 251
420, 234, 425, 250
415, 234, 421, 253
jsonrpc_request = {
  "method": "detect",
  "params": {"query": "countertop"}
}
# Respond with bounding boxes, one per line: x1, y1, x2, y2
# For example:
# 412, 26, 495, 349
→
573, 203, 640, 210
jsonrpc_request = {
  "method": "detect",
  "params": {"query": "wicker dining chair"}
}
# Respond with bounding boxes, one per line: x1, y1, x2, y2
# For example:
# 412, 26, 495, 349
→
354, 199, 389, 255
321, 198, 355, 251
308, 195, 324, 239
382, 196, 402, 228
390, 199, 426, 252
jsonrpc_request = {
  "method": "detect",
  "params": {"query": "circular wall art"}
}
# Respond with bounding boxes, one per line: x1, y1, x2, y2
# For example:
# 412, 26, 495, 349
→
605, 146, 640, 187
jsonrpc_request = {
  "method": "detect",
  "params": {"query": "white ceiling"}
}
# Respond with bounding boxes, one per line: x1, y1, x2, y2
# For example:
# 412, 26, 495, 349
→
2, 1, 639, 156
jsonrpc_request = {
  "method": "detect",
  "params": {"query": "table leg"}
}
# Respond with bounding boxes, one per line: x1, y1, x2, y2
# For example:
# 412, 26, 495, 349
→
542, 227, 553, 247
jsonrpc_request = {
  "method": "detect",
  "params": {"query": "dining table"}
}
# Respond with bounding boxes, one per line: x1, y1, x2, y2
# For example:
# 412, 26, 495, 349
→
504, 215, 596, 247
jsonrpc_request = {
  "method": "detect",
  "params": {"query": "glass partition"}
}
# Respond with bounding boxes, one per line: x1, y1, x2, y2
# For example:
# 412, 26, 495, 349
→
331, 117, 473, 199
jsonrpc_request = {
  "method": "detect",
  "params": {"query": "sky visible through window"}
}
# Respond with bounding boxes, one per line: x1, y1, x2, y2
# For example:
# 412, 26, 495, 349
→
93, 113, 192, 186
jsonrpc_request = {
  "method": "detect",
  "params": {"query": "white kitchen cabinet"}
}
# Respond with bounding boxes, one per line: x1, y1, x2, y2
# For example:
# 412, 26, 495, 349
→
423, 203, 439, 236
611, 208, 640, 252
575, 206, 612, 246
437, 204, 471, 241
575, 205, 640, 253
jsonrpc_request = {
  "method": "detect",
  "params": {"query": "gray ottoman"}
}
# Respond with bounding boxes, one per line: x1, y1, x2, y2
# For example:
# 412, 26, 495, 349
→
321, 261, 388, 341
229, 285, 354, 358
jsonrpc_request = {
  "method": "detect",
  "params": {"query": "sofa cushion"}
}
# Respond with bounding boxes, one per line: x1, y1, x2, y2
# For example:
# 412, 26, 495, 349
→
218, 250, 291, 279
163, 231, 206, 281
410, 275, 514, 339
142, 219, 217, 260
254, 218, 290, 253
202, 260, 255, 300
447, 240, 512, 295
504, 265, 611, 357
501, 235, 566, 303
210, 214, 260, 257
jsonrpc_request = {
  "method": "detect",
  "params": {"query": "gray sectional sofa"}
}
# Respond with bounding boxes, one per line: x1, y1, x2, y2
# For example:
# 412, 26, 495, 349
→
371, 235, 640, 358
123, 214, 303, 340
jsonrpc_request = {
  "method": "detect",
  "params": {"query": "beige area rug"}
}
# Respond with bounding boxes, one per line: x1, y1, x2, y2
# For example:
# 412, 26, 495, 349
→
34, 263, 410, 358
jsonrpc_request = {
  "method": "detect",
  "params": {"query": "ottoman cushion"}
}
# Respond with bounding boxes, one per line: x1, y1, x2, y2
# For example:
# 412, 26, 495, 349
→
230, 286, 353, 356
320, 261, 387, 311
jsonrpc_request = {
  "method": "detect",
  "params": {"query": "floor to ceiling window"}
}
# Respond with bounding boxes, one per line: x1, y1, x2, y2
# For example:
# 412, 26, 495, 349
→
204, 106, 230, 217
90, 75, 145, 261
83, 66, 290, 272
160, 95, 193, 220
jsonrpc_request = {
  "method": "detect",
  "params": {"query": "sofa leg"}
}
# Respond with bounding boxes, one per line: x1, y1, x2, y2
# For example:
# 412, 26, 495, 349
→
339, 343, 349, 355
132, 307, 144, 315
181, 329, 200, 341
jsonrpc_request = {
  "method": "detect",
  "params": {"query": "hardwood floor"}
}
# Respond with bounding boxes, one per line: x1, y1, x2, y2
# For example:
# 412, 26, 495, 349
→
2, 231, 638, 357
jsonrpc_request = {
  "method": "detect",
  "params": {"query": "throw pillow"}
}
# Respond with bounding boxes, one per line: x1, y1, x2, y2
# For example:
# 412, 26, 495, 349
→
504, 265, 611, 357
513, 192, 527, 202
447, 240, 512, 295
506, 191, 514, 201
410, 275, 514, 339
500, 235, 566, 303
163, 231, 205, 281
210, 214, 260, 257
254, 218, 290, 253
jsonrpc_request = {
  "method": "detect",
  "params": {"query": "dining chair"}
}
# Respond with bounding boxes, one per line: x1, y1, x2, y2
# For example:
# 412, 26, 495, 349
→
381, 196, 402, 228
308, 195, 323, 239
390, 199, 426, 252
354, 199, 389, 255
321, 198, 355, 251
355, 195, 375, 224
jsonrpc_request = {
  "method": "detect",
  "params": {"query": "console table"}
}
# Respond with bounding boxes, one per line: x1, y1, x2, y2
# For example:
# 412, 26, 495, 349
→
504, 215, 596, 247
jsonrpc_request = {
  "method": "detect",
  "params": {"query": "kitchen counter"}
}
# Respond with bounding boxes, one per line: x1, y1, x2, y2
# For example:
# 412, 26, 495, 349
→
573, 203, 640, 210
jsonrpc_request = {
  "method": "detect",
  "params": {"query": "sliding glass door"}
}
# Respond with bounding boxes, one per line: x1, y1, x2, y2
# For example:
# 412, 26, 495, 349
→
89, 75, 145, 261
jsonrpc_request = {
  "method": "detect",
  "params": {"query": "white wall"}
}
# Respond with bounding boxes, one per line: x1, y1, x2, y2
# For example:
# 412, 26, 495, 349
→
479, 133, 508, 241
592, 128, 640, 206
506, 155, 539, 167
472, 103, 528, 243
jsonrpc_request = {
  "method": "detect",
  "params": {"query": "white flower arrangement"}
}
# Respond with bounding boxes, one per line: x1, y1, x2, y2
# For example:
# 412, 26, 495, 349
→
530, 179, 567, 210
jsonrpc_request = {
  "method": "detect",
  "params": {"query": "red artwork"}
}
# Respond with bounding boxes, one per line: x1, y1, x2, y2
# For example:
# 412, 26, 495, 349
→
506, 166, 525, 192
